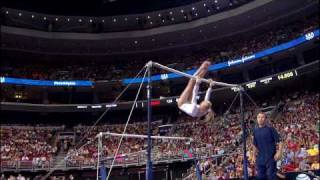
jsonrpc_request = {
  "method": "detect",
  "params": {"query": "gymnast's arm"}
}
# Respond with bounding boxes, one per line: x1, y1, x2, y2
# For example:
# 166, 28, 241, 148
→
204, 80, 214, 101
191, 78, 201, 104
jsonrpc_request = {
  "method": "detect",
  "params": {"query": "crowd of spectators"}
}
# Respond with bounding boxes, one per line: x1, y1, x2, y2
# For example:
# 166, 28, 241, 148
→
0, 174, 28, 180
276, 91, 319, 172
0, 90, 318, 179
0, 126, 59, 169
1, 15, 318, 81
179, 100, 259, 179
185, 91, 319, 179
66, 121, 161, 166
64, 93, 264, 167
157, 113, 244, 159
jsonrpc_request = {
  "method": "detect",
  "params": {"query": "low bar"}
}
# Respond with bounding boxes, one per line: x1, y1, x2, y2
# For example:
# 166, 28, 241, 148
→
151, 62, 238, 87
99, 132, 193, 141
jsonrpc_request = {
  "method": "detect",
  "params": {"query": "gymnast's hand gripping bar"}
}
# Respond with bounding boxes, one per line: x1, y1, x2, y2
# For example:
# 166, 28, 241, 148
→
149, 61, 238, 88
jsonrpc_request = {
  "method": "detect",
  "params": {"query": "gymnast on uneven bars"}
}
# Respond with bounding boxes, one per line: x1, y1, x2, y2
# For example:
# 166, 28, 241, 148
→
177, 61, 215, 118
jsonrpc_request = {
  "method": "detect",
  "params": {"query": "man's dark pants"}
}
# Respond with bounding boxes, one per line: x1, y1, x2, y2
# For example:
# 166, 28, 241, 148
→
256, 159, 277, 180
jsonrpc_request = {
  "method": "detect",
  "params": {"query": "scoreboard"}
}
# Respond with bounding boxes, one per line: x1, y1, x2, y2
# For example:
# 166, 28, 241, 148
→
230, 70, 298, 92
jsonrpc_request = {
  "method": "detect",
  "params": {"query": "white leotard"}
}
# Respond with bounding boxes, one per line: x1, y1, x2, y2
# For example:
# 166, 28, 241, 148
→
179, 81, 212, 117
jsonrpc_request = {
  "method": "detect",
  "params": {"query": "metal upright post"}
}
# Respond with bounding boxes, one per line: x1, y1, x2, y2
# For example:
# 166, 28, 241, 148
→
146, 61, 153, 180
96, 135, 101, 180
239, 87, 249, 180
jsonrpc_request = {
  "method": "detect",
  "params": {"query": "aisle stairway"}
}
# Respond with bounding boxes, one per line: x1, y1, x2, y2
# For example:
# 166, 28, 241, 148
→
52, 150, 67, 169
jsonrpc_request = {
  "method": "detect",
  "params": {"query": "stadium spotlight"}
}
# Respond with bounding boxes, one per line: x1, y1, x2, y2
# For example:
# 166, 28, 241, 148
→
14, 94, 22, 99
229, 0, 234, 6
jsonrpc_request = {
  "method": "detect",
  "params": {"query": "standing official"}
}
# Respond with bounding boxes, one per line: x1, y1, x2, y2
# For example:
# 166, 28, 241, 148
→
252, 112, 283, 179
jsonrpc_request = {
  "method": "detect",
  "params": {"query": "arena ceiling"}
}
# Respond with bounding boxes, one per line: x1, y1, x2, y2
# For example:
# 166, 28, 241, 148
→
1, 0, 318, 57
3, 0, 206, 16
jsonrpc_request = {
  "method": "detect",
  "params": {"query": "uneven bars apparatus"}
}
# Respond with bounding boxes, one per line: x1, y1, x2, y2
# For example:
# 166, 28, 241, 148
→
148, 61, 248, 180
95, 131, 193, 179
96, 62, 246, 180
151, 62, 238, 87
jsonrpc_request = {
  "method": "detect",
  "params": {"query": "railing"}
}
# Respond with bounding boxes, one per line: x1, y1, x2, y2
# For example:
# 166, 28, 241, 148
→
0, 160, 53, 171
97, 149, 238, 168
0, 125, 64, 130
0, 146, 236, 172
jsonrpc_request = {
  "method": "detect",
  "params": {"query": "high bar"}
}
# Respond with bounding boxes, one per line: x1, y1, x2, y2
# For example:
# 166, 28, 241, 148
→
98, 132, 193, 141
151, 62, 238, 87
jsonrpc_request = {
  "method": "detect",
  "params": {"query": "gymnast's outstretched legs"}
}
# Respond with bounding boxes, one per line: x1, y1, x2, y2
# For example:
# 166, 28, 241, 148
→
177, 61, 211, 107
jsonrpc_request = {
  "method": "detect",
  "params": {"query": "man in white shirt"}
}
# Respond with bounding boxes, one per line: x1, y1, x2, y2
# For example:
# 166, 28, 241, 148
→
177, 61, 214, 118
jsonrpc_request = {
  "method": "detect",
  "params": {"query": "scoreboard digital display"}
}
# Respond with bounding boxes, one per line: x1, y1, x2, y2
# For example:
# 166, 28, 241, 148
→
277, 71, 297, 80
232, 70, 298, 92
245, 82, 256, 89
